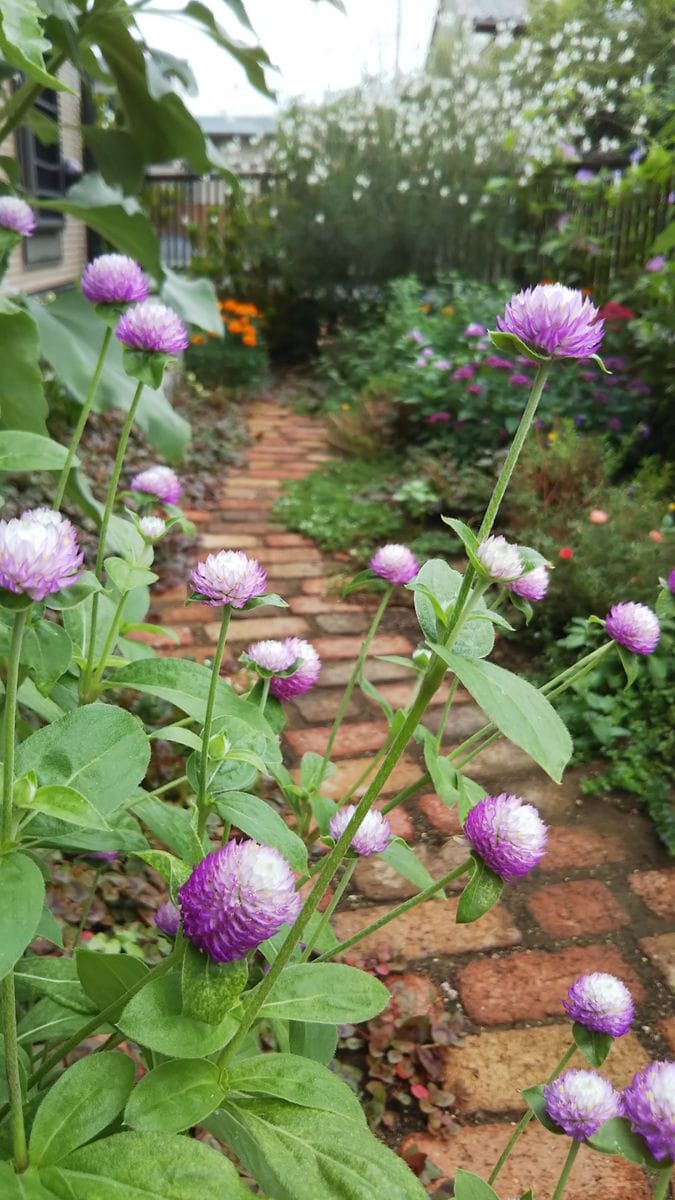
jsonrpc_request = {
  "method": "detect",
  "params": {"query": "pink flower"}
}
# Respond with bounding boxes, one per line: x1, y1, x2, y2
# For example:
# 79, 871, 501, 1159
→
589, 509, 609, 525
645, 255, 666, 273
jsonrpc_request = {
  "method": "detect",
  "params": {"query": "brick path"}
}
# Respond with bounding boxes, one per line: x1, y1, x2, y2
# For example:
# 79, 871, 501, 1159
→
150, 398, 675, 1199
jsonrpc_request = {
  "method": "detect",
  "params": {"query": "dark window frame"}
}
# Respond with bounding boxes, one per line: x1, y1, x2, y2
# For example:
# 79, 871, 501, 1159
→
16, 86, 65, 268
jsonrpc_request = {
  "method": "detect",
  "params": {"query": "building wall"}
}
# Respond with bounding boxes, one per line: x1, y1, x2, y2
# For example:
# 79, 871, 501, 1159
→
1, 64, 87, 295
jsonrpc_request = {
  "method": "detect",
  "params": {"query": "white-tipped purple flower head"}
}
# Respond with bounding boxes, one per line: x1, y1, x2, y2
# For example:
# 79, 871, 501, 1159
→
508, 564, 550, 602
0, 196, 36, 237
246, 639, 297, 674
131, 465, 182, 505
81, 254, 149, 305
0, 508, 83, 601
497, 283, 604, 359
329, 804, 392, 856
269, 637, 321, 700
464, 793, 548, 882
370, 543, 419, 585
668, 569, 675, 595
178, 840, 301, 963
563, 972, 634, 1037
476, 534, 524, 581
116, 301, 188, 355
464, 323, 486, 337
138, 515, 167, 541
544, 1070, 623, 1140
605, 602, 660, 655
190, 549, 267, 609
154, 901, 181, 937
624, 1061, 675, 1162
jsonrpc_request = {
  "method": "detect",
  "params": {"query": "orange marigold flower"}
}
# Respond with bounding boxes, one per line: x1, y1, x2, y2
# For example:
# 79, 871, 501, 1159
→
190, 334, 205, 346
228, 319, 245, 334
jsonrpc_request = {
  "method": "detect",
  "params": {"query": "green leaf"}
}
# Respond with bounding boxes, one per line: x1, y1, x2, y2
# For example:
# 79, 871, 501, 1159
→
652, 218, 675, 255
14, 955, 94, 1015
287, 1021, 338, 1065
82, 127, 145, 194
45, 570, 101, 612
15, 703, 150, 817
588, 1116, 661, 1167
21, 621, 72, 693
39, 175, 162, 278
117, 972, 237, 1058
76, 950, 148, 1018
521, 1084, 563, 1134
0, 0, 67, 89
125, 1058, 225, 1134
39, 1131, 251, 1198
181, 943, 248, 1025
431, 649, 572, 782
299, 751, 332, 794
30, 1053, 135, 1166
616, 644, 639, 689
0, 853, 45, 980
258, 963, 389, 1025
33, 904, 64, 949
411, 559, 494, 658
213, 792, 308, 873
104, 556, 158, 593
0, 431, 70, 472
161, 268, 222, 335
456, 853, 503, 923
208, 1099, 428, 1200
0, 297, 46, 433
453, 1170, 501, 1200
228, 1053, 364, 1121
131, 794, 203, 864
0, 1161, 50, 1198
180, 1, 274, 98
572, 1021, 613, 1068
381, 839, 438, 892
18, 996, 91, 1046
18, 785, 111, 832
488, 330, 548, 363
134, 850, 191, 901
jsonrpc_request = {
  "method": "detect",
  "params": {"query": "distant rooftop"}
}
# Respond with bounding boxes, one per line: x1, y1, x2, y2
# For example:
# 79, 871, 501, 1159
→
199, 115, 277, 138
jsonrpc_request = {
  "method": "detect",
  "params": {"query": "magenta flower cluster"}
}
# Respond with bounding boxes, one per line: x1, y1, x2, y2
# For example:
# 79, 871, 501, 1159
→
81, 254, 149, 305
269, 637, 321, 700
508, 564, 550, 602
0, 196, 36, 237
131, 465, 182, 505
0, 508, 83, 601
116, 301, 188, 355
370, 543, 419, 585
624, 1061, 675, 1162
178, 839, 301, 963
497, 283, 604, 359
544, 1069, 623, 1139
190, 550, 267, 609
464, 793, 548, 881
564, 972, 634, 1037
604, 602, 660, 655
329, 805, 391, 856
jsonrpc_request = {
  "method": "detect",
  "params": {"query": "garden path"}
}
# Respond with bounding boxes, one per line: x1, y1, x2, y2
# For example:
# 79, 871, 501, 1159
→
151, 397, 675, 1200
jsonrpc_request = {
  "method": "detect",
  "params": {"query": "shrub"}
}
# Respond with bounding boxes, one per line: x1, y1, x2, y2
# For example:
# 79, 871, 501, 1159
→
184, 297, 268, 389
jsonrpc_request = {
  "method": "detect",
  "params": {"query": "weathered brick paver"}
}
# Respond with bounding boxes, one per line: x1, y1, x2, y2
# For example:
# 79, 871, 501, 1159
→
155, 398, 675, 1197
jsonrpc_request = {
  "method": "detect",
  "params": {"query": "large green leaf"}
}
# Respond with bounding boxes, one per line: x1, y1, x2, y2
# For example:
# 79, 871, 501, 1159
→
227, 1053, 364, 1122
161, 269, 222, 335
180, 2, 274, 98
453, 1170, 501, 1200
26, 291, 189, 462
131, 793, 203, 863
0, 297, 46, 433
21, 621, 73, 693
14, 955, 95, 1015
82, 127, 145, 194
209, 1099, 427, 1200
380, 839, 436, 892
39, 174, 162, 278
76, 950, 148, 1018
214, 792, 307, 873
18, 784, 112, 832
125, 1059, 225, 1134
411, 559, 494, 659
258, 964, 389, 1025
0, 0, 66, 89
0, 853, 45, 980
39, 1131, 251, 1198
431, 648, 573, 782
18, 996, 92, 1045
30, 1053, 135, 1166
181, 943, 248, 1025
456, 854, 503, 924
14, 703, 150, 816
0, 431, 69, 472
117, 972, 237, 1058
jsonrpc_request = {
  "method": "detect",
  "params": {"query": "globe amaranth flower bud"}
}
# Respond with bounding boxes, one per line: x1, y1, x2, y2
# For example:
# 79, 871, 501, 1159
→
269, 637, 321, 700
544, 1069, 623, 1140
154, 901, 181, 937
508, 564, 550, 602
497, 283, 604, 359
464, 793, 547, 882
624, 1061, 675, 1162
0, 196, 36, 237
563, 972, 634, 1037
178, 839, 301, 962
116, 301, 188, 355
131, 465, 182, 506
138, 515, 167, 541
604, 602, 660, 655
329, 804, 391, 856
476, 534, 524, 581
245, 639, 297, 674
190, 550, 267, 609
81, 254, 149, 305
370, 543, 419, 585
0, 508, 83, 601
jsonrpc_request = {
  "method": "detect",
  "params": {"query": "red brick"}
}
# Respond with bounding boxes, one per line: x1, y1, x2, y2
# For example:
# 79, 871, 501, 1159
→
163, 645, 218, 663
320, 659, 415, 687
417, 793, 463, 835
218, 501, 274, 514
400, 1122, 649, 1199
640, 932, 675, 991
314, 612, 371, 634
373, 680, 463, 710
182, 508, 212, 523
319, 756, 421, 800
289, 690, 362, 724
264, 562, 327, 580
301, 576, 342, 595
333, 898, 520, 963
219, 615, 309, 641
457, 944, 646, 1026
538, 826, 628, 872
203, 523, 271, 537
125, 625, 193, 649
256, 546, 323, 564
463, 740, 534, 781
629, 868, 675, 921
353, 839, 468, 902
226, 476, 281, 490
659, 1016, 675, 1053
373, 800, 414, 841
526, 879, 630, 937
265, 533, 317, 548
160, 603, 212, 624
311, 634, 413, 661
284, 721, 389, 759
199, 532, 260, 550
288, 595, 363, 616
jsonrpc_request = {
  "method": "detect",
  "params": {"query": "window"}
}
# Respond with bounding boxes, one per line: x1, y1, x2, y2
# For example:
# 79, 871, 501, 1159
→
16, 88, 65, 267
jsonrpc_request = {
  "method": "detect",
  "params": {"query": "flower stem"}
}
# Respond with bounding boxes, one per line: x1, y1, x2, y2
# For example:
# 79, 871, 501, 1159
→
653, 1166, 673, 1200
2, 607, 29, 848
552, 1140, 580, 1200
314, 858, 472, 963
1, 975, 27, 1170
259, 676, 271, 712
80, 380, 144, 702
435, 676, 460, 751
89, 589, 127, 692
70, 866, 102, 950
197, 607, 231, 836
53, 326, 113, 511
488, 1043, 577, 1184
301, 859, 357, 963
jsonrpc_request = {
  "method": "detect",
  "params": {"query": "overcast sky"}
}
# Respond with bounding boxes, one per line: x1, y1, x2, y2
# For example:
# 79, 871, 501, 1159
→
138, 0, 439, 116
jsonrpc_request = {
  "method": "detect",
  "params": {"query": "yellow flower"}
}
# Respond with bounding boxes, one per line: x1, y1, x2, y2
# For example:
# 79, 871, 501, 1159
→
547, 431, 558, 442
668, 503, 675, 512
442, 305, 456, 316
340, 403, 351, 411
420, 304, 431, 313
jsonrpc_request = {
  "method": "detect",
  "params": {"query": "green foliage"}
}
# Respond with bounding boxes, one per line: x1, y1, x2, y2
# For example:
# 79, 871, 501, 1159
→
274, 456, 407, 554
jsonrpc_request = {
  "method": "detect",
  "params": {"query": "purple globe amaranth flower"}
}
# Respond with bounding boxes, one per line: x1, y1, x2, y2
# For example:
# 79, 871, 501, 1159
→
81, 254, 149, 305
575, 168, 595, 184
476, 534, 524, 581
190, 550, 267, 609
178, 839, 301, 963
154, 901, 181, 937
116, 301, 188, 355
563, 972, 634, 1037
624, 1061, 675, 1162
451, 364, 476, 380
0, 508, 83, 601
544, 1070, 623, 1140
485, 355, 513, 370
407, 328, 425, 344
0, 196, 36, 237
269, 637, 321, 700
497, 283, 604, 359
509, 372, 531, 387
464, 323, 485, 337
464, 793, 548, 882
645, 255, 666, 273
604, 602, 660, 655
131, 465, 182, 505
508, 564, 550, 602
329, 804, 391, 856
246, 639, 297, 674
668, 569, 675, 595
370, 543, 419, 585
138, 515, 167, 541
88, 851, 119, 863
